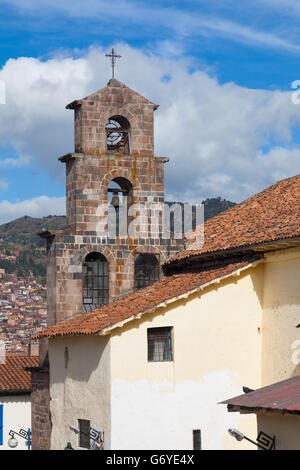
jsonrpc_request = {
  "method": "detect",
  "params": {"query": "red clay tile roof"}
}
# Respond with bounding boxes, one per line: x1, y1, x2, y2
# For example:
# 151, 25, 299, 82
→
221, 375, 300, 415
167, 175, 300, 265
0, 355, 39, 394
34, 259, 254, 340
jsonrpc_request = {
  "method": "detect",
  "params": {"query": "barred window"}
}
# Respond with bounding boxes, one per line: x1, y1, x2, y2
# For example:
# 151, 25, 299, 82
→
82, 252, 109, 313
78, 419, 90, 449
147, 327, 172, 362
135, 253, 159, 290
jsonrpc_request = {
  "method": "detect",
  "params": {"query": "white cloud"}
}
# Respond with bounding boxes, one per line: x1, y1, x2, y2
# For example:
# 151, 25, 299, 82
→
195, 17, 300, 52
0, 196, 65, 225
0, 154, 30, 168
0, 54, 92, 179
1, 43, 300, 218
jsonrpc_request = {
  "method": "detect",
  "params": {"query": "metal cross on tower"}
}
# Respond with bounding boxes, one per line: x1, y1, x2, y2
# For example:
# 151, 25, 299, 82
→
105, 48, 122, 79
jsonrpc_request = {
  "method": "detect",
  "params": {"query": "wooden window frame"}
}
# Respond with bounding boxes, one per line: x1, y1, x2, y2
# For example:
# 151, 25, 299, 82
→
147, 327, 173, 362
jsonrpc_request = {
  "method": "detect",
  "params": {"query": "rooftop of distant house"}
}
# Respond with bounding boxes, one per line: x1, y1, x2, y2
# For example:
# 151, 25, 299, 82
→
0, 355, 39, 395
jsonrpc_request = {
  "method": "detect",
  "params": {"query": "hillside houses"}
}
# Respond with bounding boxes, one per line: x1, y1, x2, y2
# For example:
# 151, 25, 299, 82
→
0, 276, 46, 354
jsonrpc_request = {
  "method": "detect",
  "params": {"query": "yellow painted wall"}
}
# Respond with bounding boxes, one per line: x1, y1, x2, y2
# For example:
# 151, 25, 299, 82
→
262, 247, 300, 385
109, 265, 264, 450
48, 246, 300, 450
257, 412, 300, 450
48, 335, 111, 450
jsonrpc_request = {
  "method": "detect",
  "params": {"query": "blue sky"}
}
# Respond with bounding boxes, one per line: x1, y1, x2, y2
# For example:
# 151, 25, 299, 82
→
1, 0, 300, 222
1, 0, 300, 90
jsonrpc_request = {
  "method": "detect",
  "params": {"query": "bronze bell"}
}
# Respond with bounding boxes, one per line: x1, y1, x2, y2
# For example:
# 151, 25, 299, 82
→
111, 191, 120, 207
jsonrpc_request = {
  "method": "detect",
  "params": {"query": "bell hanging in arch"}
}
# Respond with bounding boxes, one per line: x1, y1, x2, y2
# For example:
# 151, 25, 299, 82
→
111, 191, 120, 207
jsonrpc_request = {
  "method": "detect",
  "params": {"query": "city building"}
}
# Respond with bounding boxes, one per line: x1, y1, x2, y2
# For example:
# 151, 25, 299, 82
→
0, 354, 38, 450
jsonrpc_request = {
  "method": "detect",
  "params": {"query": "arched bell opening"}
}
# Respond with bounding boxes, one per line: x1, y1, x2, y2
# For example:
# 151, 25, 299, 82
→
108, 177, 133, 237
106, 115, 130, 155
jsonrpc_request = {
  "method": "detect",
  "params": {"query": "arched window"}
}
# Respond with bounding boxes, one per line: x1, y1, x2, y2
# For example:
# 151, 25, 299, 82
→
106, 115, 130, 154
135, 253, 160, 290
82, 252, 109, 312
108, 177, 133, 237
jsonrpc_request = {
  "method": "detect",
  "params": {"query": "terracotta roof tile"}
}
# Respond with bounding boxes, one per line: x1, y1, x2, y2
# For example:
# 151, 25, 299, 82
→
221, 375, 300, 415
167, 175, 300, 265
34, 259, 254, 340
0, 355, 39, 394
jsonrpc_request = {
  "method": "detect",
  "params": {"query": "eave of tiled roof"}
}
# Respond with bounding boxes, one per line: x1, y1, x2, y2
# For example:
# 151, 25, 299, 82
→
34, 258, 261, 340
0, 355, 39, 395
220, 375, 300, 416
166, 175, 300, 266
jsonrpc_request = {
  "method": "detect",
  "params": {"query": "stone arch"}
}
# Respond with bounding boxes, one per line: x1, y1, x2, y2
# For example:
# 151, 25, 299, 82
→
126, 244, 167, 264
100, 168, 142, 194
99, 109, 135, 133
133, 245, 167, 267
79, 244, 116, 267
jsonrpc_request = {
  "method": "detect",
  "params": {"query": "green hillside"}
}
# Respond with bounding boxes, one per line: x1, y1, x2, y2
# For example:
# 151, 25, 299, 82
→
0, 215, 66, 280
0, 215, 67, 247
201, 197, 236, 220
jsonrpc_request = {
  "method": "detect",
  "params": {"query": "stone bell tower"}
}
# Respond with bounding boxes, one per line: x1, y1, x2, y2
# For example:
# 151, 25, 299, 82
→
32, 75, 185, 450
41, 78, 184, 327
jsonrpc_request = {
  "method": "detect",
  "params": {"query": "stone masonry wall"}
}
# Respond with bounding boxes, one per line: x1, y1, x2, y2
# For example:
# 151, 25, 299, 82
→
46, 78, 185, 324
47, 151, 184, 324
31, 369, 51, 451
70, 78, 156, 157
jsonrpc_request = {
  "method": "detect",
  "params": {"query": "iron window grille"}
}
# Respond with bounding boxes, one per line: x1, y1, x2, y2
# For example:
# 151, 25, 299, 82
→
135, 253, 159, 290
78, 419, 90, 449
147, 327, 172, 362
83, 253, 109, 313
